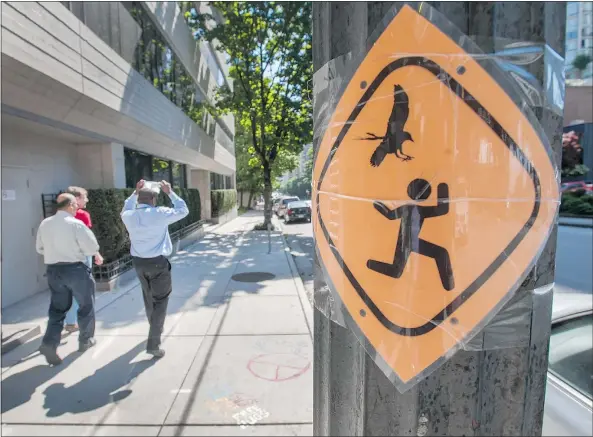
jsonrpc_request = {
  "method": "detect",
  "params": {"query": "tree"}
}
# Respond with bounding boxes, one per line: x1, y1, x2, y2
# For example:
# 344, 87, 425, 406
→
187, 2, 313, 227
562, 130, 589, 178
572, 53, 592, 79
235, 124, 263, 208
281, 146, 313, 198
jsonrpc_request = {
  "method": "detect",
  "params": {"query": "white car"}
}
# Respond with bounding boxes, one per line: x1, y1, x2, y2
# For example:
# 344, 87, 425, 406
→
276, 196, 300, 218
543, 291, 592, 436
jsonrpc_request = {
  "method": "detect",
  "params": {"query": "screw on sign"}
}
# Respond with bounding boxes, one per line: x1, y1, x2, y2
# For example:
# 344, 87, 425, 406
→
312, 5, 559, 391
247, 353, 311, 382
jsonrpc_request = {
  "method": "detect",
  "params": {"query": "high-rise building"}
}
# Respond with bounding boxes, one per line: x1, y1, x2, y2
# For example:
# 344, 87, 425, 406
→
1, 2, 236, 307
565, 1, 593, 79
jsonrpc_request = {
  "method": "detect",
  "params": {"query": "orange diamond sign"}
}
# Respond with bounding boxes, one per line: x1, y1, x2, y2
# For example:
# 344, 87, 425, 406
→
312, 5, 559, 388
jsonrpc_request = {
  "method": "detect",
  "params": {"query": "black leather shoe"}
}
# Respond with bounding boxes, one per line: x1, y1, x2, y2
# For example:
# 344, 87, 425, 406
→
39, 344, 62, 366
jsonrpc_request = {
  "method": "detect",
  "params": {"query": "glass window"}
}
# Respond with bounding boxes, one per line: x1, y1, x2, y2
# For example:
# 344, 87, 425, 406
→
567, 40, 578, 52
549, 314, 592, 398
172, 163, 187, 189
567, 2, 579, 16
152, 158, 172, 183
210, 172, 226, 190
567, 31, 578, 40
124, 149, 152, 188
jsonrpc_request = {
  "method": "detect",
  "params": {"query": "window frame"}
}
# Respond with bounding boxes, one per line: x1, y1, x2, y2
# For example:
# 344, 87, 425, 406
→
548, 311, 593, 401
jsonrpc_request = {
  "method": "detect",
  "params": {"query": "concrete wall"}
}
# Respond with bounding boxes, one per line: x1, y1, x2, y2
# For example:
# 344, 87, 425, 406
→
1, 124, 81, 307
565, 86, 593, 125
189, 169, 212, 220
76, 143, 127, 189
1, 1, 235, 175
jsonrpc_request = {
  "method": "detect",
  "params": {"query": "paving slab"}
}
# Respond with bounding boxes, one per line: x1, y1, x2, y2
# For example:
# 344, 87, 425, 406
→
94, 292, 184, 337
219, 296, 309, 336
1, 335, 205, 425
158, 424, 313, 436
234, 253, 294, 277
226, 254, 296, 297
164, 335, 312, 425
225, 278, 299, 297
172, 269, 234, 299
1, 424, 160, 436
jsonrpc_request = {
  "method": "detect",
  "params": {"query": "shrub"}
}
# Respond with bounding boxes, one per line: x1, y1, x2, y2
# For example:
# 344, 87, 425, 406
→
86, 188, 201, 262
560, 192, 593, 216
211, 189, 237, 217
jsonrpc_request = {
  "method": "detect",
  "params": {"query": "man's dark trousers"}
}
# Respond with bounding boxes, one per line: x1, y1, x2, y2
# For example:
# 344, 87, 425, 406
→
42, 262, 96, 349
132, 255, 172, 350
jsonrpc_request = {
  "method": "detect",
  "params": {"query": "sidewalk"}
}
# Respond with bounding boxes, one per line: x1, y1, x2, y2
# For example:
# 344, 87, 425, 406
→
559, 215, 593, 228
1, 211, 313, 436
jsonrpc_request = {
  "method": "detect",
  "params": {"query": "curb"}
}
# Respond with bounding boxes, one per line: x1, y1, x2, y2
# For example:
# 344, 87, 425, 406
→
559, 223, 593, 229
558, 218, 593, 229
276, 218, 314, 340
1, 325, 41, 355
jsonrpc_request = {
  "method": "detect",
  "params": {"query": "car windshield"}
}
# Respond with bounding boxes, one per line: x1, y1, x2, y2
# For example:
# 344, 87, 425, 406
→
548, 314, 593, 399
283, 198, 299, 205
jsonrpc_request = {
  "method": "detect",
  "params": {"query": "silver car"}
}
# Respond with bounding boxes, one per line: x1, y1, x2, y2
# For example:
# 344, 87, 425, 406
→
543, 291, 592, 436
276, 196, 300, 218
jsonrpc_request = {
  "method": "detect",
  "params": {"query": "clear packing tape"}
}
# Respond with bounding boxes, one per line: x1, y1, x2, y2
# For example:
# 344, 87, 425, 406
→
311, 3, 561, 392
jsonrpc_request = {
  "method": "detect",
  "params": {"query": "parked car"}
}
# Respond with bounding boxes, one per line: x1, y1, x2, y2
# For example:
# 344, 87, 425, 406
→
272, 197, 283, 214
284, 201, 311, 224
561, 181, 592, 193
542, 292, 592, 436
277, 196, 300, 218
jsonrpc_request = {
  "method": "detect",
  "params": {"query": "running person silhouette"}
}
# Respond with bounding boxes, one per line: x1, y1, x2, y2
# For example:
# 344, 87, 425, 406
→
367, 178, 455, 291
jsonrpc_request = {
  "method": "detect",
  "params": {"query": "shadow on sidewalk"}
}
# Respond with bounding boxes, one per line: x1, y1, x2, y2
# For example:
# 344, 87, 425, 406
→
1, 350, 80, 414
41, 341, 155, 417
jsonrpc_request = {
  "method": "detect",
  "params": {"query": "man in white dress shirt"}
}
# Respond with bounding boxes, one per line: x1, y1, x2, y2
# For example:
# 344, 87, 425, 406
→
36, 193, 100, 365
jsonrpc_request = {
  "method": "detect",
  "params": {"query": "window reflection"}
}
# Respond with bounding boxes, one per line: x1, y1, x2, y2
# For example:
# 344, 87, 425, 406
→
124, 148, 187, 189
60, 1, 235, 154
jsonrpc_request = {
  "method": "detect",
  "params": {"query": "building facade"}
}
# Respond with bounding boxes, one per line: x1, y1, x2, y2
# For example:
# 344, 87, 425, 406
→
279, 143, 312, 186
1, 1, 235, 308
565, 1, 593, 79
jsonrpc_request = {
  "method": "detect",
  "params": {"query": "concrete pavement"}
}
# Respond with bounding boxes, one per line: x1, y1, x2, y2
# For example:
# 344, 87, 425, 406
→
1, 211, 313, 436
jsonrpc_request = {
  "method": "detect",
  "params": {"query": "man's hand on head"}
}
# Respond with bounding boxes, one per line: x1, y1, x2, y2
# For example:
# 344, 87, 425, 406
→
160, 180, 172, 195
135, 179, 145, 193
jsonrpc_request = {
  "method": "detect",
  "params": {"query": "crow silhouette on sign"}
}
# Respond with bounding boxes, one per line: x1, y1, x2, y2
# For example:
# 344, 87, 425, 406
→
359, 84, 415, 166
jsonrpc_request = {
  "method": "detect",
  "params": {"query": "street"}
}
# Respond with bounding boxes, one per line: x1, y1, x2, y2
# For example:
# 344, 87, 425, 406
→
555, 225, 593, 294
280, 220, 316, 304
282, 220, 593, 299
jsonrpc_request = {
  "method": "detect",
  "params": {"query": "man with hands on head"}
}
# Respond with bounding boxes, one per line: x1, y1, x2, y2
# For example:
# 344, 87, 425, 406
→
121, 179, 189, 358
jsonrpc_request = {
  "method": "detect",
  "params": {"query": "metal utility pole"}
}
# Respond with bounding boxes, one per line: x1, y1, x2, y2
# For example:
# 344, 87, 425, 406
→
312, 2, 566, 436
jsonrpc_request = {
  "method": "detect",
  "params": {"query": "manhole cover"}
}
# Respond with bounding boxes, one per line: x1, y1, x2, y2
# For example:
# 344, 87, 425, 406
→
232, 272, 276, 283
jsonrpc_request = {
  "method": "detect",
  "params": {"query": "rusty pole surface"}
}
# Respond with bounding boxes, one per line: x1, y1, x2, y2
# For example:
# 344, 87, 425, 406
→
312, 2, 566, 436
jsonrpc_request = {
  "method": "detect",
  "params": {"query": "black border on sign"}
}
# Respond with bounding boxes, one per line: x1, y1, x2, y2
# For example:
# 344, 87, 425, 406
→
315, 56, 542, 337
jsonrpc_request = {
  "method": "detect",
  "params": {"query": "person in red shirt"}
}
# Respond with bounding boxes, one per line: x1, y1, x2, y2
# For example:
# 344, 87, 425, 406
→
63, 186, 103, 333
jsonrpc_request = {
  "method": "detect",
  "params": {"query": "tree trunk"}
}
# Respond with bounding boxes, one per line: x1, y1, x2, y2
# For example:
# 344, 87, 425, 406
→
247, 190, 254, 210
263, 164, 273, 226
